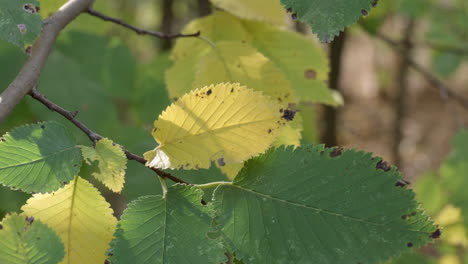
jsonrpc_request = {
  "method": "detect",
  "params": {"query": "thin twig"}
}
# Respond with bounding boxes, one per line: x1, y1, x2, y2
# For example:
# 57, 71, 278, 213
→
376, 33, 468, 111
29, 88, 190, 186
86, 8, 200, 39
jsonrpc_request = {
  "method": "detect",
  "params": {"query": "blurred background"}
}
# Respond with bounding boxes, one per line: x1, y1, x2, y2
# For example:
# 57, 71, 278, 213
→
0, 0, 467, 263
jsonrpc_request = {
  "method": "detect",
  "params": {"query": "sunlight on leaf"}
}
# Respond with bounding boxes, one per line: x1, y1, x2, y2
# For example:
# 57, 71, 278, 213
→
21, 176, 117, 264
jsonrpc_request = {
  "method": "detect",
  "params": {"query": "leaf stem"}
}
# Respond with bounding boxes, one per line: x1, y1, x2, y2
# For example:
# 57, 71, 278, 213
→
158, 176, 168, 198
195, 181, 232, 190
197, 35, 217, 48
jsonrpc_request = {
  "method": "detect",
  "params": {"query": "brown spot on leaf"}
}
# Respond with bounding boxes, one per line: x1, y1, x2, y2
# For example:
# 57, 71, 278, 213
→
406, 242, 413, 247
361, 9, 368, 16
291, 13, 297, 20
217, 157, 226, 167
207, 89, 212, 95
23, 4, 37, 14
25, 216, 34, 224
304, 69, 317, 79
430, 228, 441, 239
268, 129, 272, 134
329, 147, 343, 158
376, 160, 390, 172
395, 179, 410, 187
282, 109, 296, 121
25, 46, 32, 55
40, 125, 45, 129
286, 7, 293, 13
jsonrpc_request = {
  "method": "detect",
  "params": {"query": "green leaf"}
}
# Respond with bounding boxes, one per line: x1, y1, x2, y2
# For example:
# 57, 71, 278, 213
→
0, 122, 82, 193
213, 145, 437, 264
0, 0, 42, 47
0, 213, 65, 264
280, 0, 375, 42
81, 138, 127, 193
110, 185, 226, 264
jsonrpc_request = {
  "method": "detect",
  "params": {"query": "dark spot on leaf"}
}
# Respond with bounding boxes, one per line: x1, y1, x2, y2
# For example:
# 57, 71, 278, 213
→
401, 215, 408, 220
410, 211, 417, 216
395, 179, 410, 187
237, 64, 241, 68
173, 97, 178, 102
36, 237, 40, 240
217, 157, 225, 167
207, 89, 212, 95
201, 200, 207, 205
25, 216, 34, 224
62, 181, 68, 185
23, 4, 37, 14
104, 260, 110, 264
73, 164, 77, 167
0, 224, 2, 229
40, 125, 45, 129
329, 147, 343, 158
430, 228, 441, 239
268, 129, 272, 134
323, 35, 331, 44
304, 69, 317, 79
25, 46, 32, 55
282, 109, 296, 121
107, 253, 114, 256
372, 0, 379, 8
361, 9, 368, 16
376, 160, 390, 172
406, 242, 413, 247
291, 13, 297, 20
230, 88, 234, 93
35, 6, 40, 12
286, 7, 293, 13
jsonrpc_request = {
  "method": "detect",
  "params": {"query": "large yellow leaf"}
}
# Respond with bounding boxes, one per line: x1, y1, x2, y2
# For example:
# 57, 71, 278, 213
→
165, 56, 199, 101
210, 0, 286, 25
21, 176, 117, 264
81, 138, 127, 193
193, 41, 297, 107
144, 83, 290, 170
169, 11, 336, 105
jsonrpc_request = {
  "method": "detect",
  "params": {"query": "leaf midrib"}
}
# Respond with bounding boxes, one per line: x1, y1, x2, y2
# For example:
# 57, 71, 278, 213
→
229, 184, 429, 234
0, 146, 78, 171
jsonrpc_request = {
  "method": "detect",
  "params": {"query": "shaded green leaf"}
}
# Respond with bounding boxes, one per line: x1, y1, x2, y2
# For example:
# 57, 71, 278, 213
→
0, 213, 65, 264
213, 145, 437, 264
0, 0, 42, 47
0, 122, 82, 193
110, 185, 226, 264
280, 0, 375, 42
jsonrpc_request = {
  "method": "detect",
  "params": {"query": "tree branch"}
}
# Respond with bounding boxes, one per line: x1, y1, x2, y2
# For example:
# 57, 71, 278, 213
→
0, 0, 95, 123
86, 8, 200, 39
29, 88, 190, 186
376, 33, 468, 111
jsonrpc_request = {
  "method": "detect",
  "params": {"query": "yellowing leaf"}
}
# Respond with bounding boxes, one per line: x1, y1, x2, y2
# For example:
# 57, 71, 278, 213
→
144, 83, 289, 170
210, 0, 286, 25
219, 163, 244, 180
81, 138, 127, 193
39, 0, 67, 18
240, 19, 334, 105
21, 176, 117, 264
193, 41, 297, 107
170, 11, 336, 105
165, 55, 199, 101
273, 112, 302, 147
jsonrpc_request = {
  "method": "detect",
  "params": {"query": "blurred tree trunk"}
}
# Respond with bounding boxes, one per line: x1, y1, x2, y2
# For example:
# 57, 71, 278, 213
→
160, 0, 174, 51
322, 32, 347, 147
198, 0, 211, 17
393, 19, 415, 167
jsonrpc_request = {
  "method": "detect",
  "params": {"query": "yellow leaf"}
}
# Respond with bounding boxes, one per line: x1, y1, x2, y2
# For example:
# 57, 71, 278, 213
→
193, 41, 297, 107
240, 19, 335, 105
21, 176, 117, 264
81, 138, 127, 193
273, 112, 303, 147
144, 83, 289, 170
219, 163, 244, 180
170, 11, 336, 105
210, 0, 286, 25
